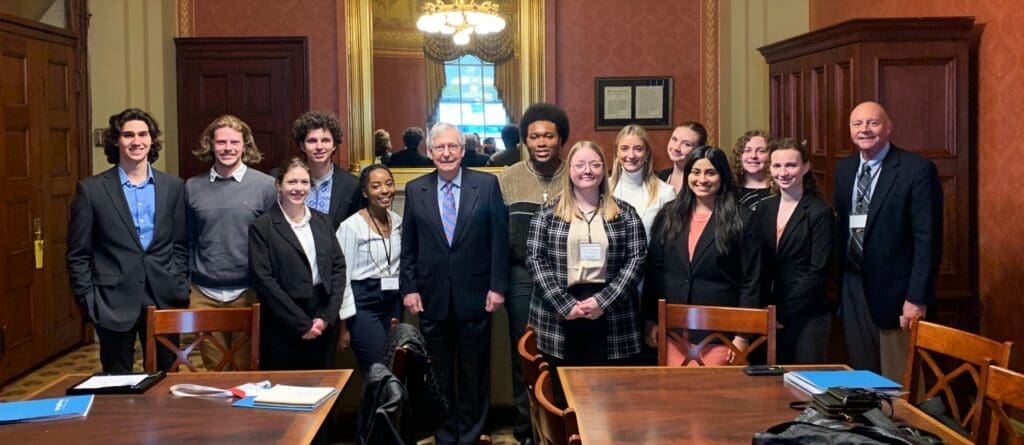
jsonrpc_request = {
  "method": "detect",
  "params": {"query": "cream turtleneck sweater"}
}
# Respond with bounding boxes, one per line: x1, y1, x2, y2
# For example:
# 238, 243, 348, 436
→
613, 168, 676, 239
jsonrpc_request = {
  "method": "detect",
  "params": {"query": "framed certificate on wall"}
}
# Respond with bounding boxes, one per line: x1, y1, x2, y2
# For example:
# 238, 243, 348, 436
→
594, 76, 673, 130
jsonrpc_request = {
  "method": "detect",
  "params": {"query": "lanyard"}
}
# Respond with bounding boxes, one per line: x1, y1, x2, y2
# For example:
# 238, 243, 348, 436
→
578, 206, 600, 243
368, 211, 393, 269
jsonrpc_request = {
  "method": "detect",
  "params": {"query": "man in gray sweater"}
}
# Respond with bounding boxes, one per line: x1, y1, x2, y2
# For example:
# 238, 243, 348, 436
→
185, 115, 276, 370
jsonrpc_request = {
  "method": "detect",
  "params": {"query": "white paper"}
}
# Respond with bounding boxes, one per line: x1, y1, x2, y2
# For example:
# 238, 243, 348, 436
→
603, 86, 632, 120
635, 85, 664, 119
75, 374, 148, 389
849, 214, 867, 229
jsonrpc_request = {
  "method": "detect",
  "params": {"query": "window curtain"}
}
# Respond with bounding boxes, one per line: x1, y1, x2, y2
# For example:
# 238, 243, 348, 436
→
423, 28, 519, 126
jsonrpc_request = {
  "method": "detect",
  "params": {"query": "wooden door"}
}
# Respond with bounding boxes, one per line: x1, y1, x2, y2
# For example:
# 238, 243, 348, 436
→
175, 37, 309, 180
0, 26, 83, 382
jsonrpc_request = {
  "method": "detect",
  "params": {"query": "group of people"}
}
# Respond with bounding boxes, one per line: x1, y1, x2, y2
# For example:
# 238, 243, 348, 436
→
377, 124, 526, 169
66, 99, 941, 445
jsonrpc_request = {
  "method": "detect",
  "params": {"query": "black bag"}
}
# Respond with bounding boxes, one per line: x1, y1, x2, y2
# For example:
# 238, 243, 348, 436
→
380, 323, 450, 442
812, 387, 882, 418
753, 421, 935, 445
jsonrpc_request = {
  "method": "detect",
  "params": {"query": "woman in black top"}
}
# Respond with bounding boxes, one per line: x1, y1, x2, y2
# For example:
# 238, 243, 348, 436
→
731, 130, 772, 211
753, 138, 833, 364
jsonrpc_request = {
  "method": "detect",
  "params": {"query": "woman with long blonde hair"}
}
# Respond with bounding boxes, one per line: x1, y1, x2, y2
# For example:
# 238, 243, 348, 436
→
609, 124, 676, 238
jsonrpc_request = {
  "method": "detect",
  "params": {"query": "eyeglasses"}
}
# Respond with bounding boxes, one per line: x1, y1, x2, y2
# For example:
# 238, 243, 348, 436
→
430, 143, 463, 153
571, 161, 604, 171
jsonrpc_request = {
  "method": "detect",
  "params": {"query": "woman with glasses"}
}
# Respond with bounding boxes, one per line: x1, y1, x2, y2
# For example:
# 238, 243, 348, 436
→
643, 146, 761, 366
609, 124, 676, 238
334, 164, 403, 373
526, 141, 647, 380
731, 130, 773, 211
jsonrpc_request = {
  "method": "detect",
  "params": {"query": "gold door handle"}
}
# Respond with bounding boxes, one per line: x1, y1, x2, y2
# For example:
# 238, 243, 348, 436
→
33, 217, 43, 269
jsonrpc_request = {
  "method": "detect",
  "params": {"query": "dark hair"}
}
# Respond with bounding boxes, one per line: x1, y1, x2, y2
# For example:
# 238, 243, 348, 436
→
102, 108, 163, 165
291, 111, 343, 148
767, 138, 819, 196
731, 129, 772, 186
402, 127, 425, 149
483, 137, 495, 144
358, 164, 394, 204
520, 102, 570, 147
677, 121, 708, 146
274, 157, 311, 183
656, 146, 743, 253
500, 124, 520, 149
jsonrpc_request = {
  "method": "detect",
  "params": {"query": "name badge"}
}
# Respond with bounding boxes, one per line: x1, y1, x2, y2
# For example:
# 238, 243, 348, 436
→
849, 214, 867, 229
578, 242, 603, 261
381, 276, 400, 291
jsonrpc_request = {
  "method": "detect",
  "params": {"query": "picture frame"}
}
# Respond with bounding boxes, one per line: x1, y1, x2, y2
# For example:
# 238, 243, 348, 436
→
594, 76, 673, 130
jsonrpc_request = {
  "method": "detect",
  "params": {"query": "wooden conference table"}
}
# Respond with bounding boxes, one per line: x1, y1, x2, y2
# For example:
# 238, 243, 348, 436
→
2, 369, 352, 444
558, 365, 972, 445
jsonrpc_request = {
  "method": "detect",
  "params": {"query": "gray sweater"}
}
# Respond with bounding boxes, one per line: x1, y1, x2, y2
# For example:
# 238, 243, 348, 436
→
186, 167, 277, 288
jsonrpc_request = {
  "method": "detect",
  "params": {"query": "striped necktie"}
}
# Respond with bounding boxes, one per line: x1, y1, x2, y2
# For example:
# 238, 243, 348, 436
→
441, 181, 457, 245
848, 163, 872, 271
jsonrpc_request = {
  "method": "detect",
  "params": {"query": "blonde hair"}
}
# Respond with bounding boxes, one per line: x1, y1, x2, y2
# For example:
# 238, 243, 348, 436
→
194, 115, 263, 164
608, 124, 660, 207
554, 141, 621, 223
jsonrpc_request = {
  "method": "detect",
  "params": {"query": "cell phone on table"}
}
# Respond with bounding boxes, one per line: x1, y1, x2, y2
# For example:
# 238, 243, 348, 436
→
743, 364, 786, 376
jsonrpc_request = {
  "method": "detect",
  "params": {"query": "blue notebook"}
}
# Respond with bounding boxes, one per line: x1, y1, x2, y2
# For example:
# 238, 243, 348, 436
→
784, 370, 903, 395
0, 394, 95, 424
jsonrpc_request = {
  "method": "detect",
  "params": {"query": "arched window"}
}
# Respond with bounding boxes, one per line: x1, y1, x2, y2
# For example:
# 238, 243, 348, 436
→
437, 54, 510, 150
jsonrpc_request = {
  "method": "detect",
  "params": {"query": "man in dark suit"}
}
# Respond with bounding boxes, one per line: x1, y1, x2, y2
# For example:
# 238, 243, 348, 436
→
460, 133, 492, 167
66, 108, 189, 373
401, 122, 509, 445
290, 111, 362, 230
835, 101, 943, 380
386, 126, 433, 167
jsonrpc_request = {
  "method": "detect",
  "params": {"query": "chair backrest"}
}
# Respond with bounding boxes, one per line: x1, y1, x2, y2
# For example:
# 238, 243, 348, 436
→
535, 369, 582, 445
517, 326, 545, 445
144, 303, 261, 372
657, 300, 776, 366
977, 365, 1024, 445
903, 320, 1013, 440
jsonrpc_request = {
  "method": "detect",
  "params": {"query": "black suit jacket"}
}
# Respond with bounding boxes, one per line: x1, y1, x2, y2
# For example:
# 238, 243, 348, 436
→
834, 145, 943, 329
460, 152, 491, 168
400, 168, 509, 320
386, 147, 432, 167
66, 167, 190, 331
754, 193, 834, 323
643, 206, 761, 322
327, 165, 362, 230
248, 205, 344, 337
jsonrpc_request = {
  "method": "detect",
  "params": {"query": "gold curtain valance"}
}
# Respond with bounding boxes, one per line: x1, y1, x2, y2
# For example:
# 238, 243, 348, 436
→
422, 28, 514, 63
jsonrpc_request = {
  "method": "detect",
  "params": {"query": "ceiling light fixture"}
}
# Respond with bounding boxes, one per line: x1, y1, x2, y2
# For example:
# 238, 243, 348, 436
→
416, 0, 506, 46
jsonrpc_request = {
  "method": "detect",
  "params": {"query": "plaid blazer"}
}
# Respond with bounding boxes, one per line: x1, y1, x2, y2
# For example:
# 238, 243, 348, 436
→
525, 197, 647, 360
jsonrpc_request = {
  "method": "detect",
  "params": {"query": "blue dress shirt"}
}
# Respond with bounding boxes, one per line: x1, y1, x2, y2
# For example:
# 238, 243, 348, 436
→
118, 165, 156, 250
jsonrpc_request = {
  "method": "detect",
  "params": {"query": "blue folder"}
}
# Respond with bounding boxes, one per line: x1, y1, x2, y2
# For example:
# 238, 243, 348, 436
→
0, 394, 95, 424
785, 370, 902, 395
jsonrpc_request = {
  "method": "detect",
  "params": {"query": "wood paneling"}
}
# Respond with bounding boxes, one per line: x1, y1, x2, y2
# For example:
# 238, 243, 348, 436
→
759, 17, 977, 332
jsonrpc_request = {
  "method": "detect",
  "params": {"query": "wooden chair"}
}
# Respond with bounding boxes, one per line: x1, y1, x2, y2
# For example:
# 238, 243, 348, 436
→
535, 369, 582, 445
975, 365, 1024, 445
144, 303, 260, 372
518, 325, 545, 445
903, 320, 1013, 441
656, 300, 776, 366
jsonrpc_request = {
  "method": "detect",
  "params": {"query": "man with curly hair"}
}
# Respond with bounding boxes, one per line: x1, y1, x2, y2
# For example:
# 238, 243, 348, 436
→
290, 111, 362, 230
185, 115, 276, 370
66, 108, 189, 372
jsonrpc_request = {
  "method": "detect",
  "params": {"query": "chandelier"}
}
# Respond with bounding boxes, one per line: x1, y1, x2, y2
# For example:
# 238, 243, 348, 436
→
416, 0, 506, 46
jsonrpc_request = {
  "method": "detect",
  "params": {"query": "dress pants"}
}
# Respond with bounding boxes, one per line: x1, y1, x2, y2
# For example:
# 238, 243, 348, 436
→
777, 312, 831, 364
347, 278, 403, 374
421, 311, 491, 445
841, 270, 909, 381
95, 303, 177, 373
188, 286, 257, 370
505, 264, 534, 443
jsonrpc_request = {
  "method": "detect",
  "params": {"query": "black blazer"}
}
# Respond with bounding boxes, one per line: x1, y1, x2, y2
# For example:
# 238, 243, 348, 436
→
66, 167, 190, 331
386, 147, 432, 167
400, 168, 509, 321
643, 205, 761, 322
249, 205, 344, 336
327, 165, 362, 230
834, 145, 942, 329
754, 193, 834, 323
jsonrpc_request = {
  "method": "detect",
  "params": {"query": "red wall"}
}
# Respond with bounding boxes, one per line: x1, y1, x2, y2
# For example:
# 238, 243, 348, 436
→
812, 3, 1024, 367
550, 0, 704, 170
373, 55, 428, 147
192, 0, 349, 164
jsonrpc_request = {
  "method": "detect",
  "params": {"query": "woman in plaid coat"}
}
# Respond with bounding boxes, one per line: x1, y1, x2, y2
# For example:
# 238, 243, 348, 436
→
526, 141, 647, 372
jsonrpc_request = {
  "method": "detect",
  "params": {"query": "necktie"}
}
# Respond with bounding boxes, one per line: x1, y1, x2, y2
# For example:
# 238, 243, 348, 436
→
441, 181, 457, 245
848, 163, 872, 271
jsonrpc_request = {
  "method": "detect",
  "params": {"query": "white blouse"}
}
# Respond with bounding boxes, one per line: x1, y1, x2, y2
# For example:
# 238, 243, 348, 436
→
613, 169, 676, 239
283, 204, 320, 286
335, 210, 403, 320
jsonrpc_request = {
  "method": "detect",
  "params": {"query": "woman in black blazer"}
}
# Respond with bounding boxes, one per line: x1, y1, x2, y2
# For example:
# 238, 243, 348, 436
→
644, 146, 761, 366
754, 139, 833, 364
249, 157, 345, 370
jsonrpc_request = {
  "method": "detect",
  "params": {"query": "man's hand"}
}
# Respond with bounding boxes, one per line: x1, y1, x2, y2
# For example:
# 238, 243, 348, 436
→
403, 292, 424, 314
900, 301, 926, 330
485, 290, 505, 312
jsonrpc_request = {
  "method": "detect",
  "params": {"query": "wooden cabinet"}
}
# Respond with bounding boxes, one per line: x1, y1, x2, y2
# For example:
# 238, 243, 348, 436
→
758, 17, 977, 331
